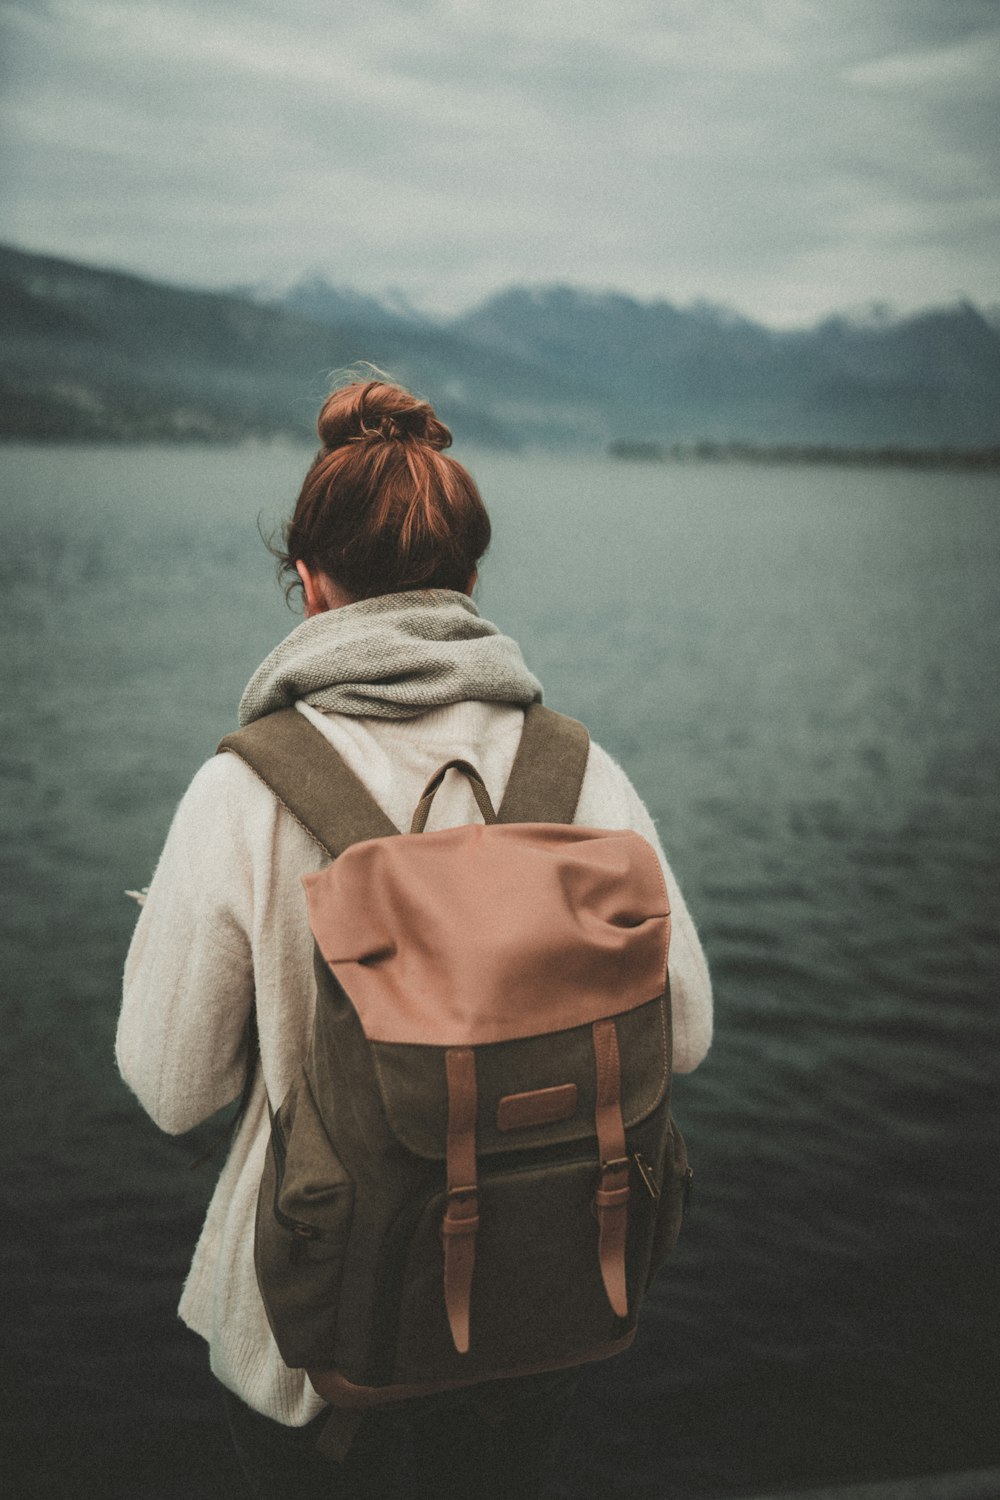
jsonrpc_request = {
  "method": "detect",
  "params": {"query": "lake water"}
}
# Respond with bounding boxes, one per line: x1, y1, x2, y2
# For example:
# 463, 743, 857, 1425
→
1, 444, 998, 1499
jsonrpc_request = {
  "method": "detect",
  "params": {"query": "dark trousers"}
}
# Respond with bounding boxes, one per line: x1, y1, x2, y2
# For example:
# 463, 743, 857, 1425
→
222, 1371, 578, 1500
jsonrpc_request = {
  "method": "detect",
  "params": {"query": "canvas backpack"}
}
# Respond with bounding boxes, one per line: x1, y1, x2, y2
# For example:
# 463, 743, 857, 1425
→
218, 703, 692, 1418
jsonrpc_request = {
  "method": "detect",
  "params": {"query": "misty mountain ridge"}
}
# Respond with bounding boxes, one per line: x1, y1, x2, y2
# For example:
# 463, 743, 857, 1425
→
266, 270, 999, 339
3, 242, 999, 450
254, 272, 427, 332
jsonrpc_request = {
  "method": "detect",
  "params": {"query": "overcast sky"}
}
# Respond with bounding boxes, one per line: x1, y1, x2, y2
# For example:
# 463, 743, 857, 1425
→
1, 0, 998, 324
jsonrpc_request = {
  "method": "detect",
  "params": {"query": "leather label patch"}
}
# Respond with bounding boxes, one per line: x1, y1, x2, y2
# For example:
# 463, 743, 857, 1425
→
496, 1083, 578, 1132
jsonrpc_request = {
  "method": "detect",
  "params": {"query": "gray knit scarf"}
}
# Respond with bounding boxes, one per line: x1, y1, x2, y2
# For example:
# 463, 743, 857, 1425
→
239, 590, 543, 725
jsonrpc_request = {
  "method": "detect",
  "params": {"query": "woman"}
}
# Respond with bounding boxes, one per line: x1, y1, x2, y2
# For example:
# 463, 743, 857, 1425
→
117, 378, 713, 1499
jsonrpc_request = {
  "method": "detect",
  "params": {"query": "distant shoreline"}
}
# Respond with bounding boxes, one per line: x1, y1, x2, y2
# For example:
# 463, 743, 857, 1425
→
608, 439, 1000, 470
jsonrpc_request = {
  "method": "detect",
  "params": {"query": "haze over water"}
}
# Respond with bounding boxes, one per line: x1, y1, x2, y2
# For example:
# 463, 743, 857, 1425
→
1, 444, 998, 1498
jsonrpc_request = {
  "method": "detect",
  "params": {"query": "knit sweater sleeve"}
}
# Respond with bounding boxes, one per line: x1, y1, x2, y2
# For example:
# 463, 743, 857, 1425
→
575, 742, 713, 1073
117, 756, 255, 1135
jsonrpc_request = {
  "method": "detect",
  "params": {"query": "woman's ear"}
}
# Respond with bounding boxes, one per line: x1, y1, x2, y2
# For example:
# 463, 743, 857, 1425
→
296, 561, 328, 617
295, 561, 353, 615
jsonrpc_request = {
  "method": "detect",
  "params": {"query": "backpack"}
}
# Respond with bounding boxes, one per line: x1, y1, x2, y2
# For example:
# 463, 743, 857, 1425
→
218, 703, 692, 1418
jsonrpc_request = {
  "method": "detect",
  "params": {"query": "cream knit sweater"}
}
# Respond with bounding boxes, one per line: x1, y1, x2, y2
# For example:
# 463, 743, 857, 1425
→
117, 699, 712, 1426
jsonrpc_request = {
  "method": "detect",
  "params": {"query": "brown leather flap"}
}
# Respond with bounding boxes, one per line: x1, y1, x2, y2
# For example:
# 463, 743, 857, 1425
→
303, 821, 670, 1047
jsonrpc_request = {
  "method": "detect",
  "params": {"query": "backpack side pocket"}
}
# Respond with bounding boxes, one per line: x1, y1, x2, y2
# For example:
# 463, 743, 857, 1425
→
255, 1073, 356, 1368
645, 1119, 691, 1285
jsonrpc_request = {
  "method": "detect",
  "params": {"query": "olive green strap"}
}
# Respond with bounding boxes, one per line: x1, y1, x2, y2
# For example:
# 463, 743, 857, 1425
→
218, 709, 398, 858
216, 711, 397, 1142
497, 703, 590, 825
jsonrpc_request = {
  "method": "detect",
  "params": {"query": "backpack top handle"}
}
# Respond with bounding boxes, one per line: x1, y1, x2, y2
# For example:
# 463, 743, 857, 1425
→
410, 760, 498, 834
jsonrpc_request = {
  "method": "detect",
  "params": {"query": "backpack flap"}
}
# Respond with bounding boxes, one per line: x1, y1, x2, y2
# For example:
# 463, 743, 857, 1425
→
302, 821, 670, 1049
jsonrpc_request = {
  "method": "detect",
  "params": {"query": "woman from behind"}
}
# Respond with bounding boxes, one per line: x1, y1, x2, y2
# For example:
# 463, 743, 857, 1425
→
117, 378, 712, 1499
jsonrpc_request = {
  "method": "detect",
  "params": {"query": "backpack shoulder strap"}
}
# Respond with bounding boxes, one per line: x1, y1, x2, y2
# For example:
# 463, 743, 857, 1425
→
217, 708, 399, 858
497, 703, 590, 825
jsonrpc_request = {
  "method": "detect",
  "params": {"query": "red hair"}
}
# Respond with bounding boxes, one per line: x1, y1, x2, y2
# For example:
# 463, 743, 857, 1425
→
278, 380, 491, 601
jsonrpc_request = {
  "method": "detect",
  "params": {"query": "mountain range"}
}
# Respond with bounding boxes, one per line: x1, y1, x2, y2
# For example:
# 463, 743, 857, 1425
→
2, 243, 999, 450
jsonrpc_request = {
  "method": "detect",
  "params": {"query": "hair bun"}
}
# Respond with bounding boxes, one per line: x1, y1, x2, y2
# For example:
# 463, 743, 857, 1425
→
317, 380, 452, 452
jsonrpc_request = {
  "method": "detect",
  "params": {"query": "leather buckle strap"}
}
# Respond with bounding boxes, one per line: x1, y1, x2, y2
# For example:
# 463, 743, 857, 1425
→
443, 1186, 480, 1236
442, 1049, 479, 1353
592, 1020, 630, 1318
594, 1156, 630, 1212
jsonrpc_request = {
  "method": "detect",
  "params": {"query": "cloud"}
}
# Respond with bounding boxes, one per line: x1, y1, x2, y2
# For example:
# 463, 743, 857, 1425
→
0, 0, 997, 323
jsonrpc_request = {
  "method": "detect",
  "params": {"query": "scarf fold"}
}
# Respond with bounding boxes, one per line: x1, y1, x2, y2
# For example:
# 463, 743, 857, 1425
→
239, 590, 543, 726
